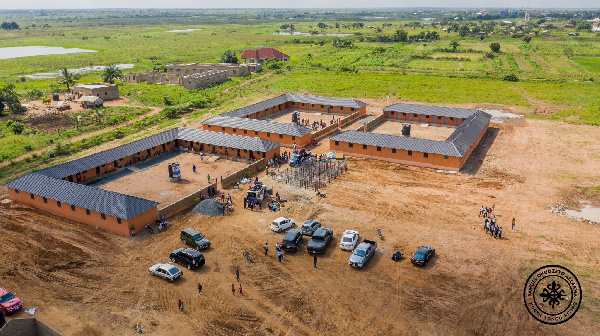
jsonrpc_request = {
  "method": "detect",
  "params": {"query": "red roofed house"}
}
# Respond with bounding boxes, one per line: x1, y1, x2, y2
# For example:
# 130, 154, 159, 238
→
241, 48, 290, 64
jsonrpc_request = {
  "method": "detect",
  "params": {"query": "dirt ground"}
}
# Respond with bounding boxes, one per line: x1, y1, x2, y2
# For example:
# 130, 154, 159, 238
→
1, 117, 600, 335
97, 153, 248, 207
22, 95, 133, 116
369, 120, 457, 141
265, 109, 346, 131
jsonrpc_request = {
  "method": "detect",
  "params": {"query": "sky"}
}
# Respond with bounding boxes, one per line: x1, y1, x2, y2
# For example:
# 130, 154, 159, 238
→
0, 0, 599, 10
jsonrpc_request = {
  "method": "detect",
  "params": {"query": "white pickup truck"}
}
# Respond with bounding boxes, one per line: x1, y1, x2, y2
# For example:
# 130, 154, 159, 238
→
245, 183, 267, 202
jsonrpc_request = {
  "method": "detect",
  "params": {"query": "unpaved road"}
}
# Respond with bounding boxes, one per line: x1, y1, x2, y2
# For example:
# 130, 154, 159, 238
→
1, 118, 599, 335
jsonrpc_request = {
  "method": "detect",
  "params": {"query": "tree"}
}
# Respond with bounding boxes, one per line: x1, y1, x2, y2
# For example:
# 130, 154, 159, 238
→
57, 68, 76, 91
459, 26, 470, 37
24, 88, 44, 100
1, 84, 21, 114
101, 64, 122, 84
317, 22, 327, 30
220, 50, 238, 64
450, 41, 460, 51
564, 47, 574, 59
393, 29, 408, 42
10, 122, 26, 134
489, 42, 501, 53
577, 22, 592, 31
523, 36, 532, 43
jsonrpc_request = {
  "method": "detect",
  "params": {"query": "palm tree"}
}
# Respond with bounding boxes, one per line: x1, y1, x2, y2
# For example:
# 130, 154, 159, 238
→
57, 68, 76, 91
102, 64, 123, 84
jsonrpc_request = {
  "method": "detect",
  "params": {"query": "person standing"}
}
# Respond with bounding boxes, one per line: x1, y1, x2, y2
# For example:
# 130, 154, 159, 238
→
499, 227, 503, 239
490, 224, 495, 236
512, 218, 516, 230
239, 284, 243, 295
264, 243, 269, 257
494, 225, 499, 238
200, 152, 204, 163
193, 164, 196, 173
207, 174, 211, 184
232, 284, 235, 295
277, 249, 283, 263
313, 255, 317, 268
276, 242, 281, 252
479, 206, 484, 217
243, 196, 247, 209
236, 269, 240, 282
130, 225, 136, 237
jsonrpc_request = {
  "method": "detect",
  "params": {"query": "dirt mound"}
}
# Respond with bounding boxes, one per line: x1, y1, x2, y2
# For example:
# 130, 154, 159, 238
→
192, 198, 223, 216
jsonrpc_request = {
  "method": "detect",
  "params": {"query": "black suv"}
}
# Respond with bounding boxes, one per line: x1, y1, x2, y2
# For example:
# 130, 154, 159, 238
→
307, 228, 333, 254
301, 220, 321, 236
411, 246, 435, 266
170, 248, 205, 270
281, 229, 303, 252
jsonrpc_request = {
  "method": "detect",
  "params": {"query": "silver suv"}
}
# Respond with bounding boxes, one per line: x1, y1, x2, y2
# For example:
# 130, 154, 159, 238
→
348, 240, 377, 268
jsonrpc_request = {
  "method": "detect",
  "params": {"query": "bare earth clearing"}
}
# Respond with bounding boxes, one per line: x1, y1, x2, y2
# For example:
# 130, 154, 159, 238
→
97, 153, 248, 208
369, 120, 457, 141
1, 118, 600, 335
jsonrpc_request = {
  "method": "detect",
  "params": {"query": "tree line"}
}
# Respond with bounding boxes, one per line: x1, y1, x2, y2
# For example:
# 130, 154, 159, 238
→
1, 22, 19, 30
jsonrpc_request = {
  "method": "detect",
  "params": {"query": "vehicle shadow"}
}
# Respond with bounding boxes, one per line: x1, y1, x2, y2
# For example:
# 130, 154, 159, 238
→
420, 254, 439, 270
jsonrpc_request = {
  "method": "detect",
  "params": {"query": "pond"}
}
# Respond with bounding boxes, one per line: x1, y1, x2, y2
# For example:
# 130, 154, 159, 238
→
166, 29, 202, 33
566, 201, 600, 224
26, 64, 135, 79
0, 46, 97, 60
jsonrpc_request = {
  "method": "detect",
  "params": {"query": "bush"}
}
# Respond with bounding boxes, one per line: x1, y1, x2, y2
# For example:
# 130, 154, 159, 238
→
485, 52, 496, 59
489, 42, 501, 53
10, 122, 26, 134
503, 74, 519, 82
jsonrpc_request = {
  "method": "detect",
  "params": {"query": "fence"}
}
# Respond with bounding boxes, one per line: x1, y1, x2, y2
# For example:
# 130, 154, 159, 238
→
358, 113, 385, 132
339, 111, 360, 127
311, 123, 339, 140
221, 159, 266, 188
158, 182, 217, 218
275, 159, 348, 190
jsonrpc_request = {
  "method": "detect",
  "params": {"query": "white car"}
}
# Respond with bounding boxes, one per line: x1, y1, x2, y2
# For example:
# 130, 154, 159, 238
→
148, 263, 183, 282
270, 217, 296, 232
340, 230, 359, 250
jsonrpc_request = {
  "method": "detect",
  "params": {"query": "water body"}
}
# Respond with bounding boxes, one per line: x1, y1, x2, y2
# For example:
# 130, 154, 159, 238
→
272, 32, 353, 37
0, 46, 96, 60
166, 29, 202, 33
566, 201, 600, 223
26, 64, 135, 79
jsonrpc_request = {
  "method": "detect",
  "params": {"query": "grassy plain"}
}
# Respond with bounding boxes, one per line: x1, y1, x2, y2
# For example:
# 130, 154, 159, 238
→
1, 11, 600, 182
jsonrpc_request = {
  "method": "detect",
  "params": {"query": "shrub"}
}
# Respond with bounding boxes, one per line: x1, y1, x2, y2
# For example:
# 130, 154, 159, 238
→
503, 74, 519, 82
10, 122, 26, 134
489, 42, 501, 53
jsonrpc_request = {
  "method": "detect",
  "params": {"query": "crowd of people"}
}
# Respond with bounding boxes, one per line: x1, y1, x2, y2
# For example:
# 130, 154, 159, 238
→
478, 205, 514, 239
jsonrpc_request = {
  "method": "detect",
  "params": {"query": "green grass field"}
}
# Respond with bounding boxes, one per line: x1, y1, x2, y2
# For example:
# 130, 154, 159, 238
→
1, 10, 600, 181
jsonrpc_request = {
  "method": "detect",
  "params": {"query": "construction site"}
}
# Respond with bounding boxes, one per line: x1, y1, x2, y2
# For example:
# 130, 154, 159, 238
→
1, 95, 599, 336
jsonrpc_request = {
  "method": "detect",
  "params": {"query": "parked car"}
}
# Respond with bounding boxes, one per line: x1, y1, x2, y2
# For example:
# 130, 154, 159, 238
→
301, 220, 321, 236
270, 217, 296, 232
339, 230, 359, 250
348, 239, 377, 268
181, 228, 211, 250
148, 263, 183, 282
281, 229, 303, 252
170, 248, 205, 270
307, 228, 334, 254
411, 246, 436, 266
0, 288, 23, 314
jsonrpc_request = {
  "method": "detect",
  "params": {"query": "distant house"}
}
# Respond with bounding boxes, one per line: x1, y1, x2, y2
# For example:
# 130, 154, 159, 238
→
71, 83, 119, 101
241, 48, 290, 64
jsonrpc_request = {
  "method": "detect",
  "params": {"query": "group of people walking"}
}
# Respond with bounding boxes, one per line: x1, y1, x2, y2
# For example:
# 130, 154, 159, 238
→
479, 205, 516, 239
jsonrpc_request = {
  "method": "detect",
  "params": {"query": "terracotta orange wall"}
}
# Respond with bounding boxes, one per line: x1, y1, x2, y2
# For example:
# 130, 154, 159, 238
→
7, 188, 157, 236
202, 124, 310, 147
330, 140, 461, 171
